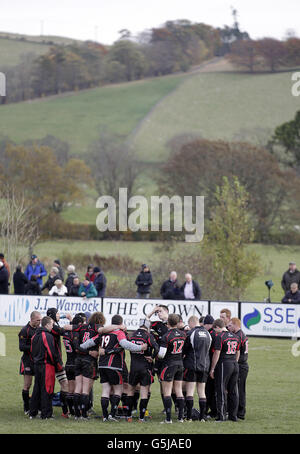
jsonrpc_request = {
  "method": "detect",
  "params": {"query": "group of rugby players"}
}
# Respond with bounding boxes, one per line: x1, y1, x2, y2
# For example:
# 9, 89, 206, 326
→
18, 305, 248, 423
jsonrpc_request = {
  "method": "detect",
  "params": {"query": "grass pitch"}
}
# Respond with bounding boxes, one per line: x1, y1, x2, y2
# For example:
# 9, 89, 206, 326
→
0, 326, 299, 434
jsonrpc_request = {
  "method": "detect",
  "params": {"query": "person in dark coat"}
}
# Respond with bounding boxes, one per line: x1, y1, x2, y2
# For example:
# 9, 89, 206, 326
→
13, 265, 28, 294
65, 265, 78, 294
0, 261, 9, 294
41, 267, 60, 293
282, 283, 300, 304
160, 271, 182, 300
25, 275, 42, 296
281, 262, 300, 293
68, 277, 81, 297
135, 264, 153, 298
181, 273, 202, 300
93, 266, 106, 297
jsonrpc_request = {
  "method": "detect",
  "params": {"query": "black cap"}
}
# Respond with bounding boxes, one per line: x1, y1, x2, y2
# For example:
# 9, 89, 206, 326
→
142, 264, 148, 269
54, 259, 61, 265
93, 266, 101, 273
31, 254, 37, 260
204, 314, 214, 325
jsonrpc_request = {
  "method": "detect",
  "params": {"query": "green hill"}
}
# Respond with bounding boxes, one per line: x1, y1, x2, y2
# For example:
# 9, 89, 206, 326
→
0, 32, 83, 68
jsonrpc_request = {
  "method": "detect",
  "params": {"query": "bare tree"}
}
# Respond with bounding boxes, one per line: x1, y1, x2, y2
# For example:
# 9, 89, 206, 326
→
0, 184, 40, 272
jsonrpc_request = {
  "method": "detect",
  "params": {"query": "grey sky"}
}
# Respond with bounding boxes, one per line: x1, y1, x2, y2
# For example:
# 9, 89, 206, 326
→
0, 0, 299, 44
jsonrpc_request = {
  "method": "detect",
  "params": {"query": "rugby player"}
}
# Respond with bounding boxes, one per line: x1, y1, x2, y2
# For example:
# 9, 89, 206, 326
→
157, 314, 186, 424
228, 317, 249, 420
209, 318, 241, 422
127, 318, 159, 422
183, 315, 211, 421
18, 311, 42, 414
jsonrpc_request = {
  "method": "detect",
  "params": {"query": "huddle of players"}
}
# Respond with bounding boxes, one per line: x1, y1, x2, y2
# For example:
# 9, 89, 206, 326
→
18, 305, 248, 423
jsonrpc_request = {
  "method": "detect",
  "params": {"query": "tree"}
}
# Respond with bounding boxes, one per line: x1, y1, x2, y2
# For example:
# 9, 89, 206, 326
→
201, 176, 261, 299
0, 184, 40, 271
87, 129, 139, 206
1, 144, 91, 214
160, 138, 300, 241
271, 111, 300, 169
228, 39, 259, 72
108, 40, 147, 81
256, 38, 286, 72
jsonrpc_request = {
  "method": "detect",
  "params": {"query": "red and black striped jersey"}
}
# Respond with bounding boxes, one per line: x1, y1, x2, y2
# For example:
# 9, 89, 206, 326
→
160, 328, 186, 366
151, 320, 168, 344
214, 331, 241, 362
235, 329, 249, 364
18, 322, 37, 359
31, 327, 62, 370
72, 322, 100, 355
62, 330, 80, 365
98, 329, 127, 371
129, 328, 159, 371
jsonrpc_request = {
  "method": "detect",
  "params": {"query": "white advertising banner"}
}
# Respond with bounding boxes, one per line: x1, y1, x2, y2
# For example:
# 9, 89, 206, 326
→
241, 302, 300, 337
102, 298, 209, 330
0, 294, 103, 327
210, 301, 239, 320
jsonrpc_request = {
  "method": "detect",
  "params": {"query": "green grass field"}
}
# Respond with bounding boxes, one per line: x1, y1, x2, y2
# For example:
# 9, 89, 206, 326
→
0, 327, 299, 434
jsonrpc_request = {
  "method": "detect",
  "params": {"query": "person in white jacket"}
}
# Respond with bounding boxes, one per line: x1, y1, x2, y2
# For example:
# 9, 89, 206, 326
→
49, 279, 68, 296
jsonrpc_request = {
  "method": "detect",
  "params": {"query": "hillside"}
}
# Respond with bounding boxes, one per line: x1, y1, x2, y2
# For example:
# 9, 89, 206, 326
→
0, 32, 83, 68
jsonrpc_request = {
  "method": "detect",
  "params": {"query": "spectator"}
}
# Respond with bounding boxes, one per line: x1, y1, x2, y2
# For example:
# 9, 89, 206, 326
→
13, 265, 28, 295
0, 253, 10, 279
282, 283, 300, 304
78, 279, 97, 299
68, 277, 81, 297
93, 266, 107, 298
25, 275, 42, 296
135, 264, 153, 298
42, 267, 60, 293
85, 264, 96, 283
53, 259, 65, 281
281, 262, 300, 294
0, 260, 9, 294
160, 271, 182, 300
24, 255, 47, 288
65, 265, 77, 294
181, 273, 201, 300
49, 279, 68, 297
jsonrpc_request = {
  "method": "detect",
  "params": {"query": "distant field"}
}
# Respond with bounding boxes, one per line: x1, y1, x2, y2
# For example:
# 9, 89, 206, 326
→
4, 239, 298, 303
131, 70, 300, 162
0, 38, 50, 68
0, 329, 298, 434
0, 74, 185, 155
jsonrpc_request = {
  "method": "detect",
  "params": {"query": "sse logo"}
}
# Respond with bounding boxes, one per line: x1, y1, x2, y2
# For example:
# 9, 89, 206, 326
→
243, 308, 261, 330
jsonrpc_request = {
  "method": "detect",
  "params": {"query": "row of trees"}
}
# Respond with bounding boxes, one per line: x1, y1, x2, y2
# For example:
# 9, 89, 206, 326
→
2, 18, 247, 104
228, 37, 300, 72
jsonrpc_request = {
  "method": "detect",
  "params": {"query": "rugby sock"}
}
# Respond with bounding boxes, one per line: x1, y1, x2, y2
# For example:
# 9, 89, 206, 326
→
122, 394, 130, 416
199, 398, 207, 420
111, 394, 121, 418
133, 391, 140, 410
164, 396, 172, 422
139, 399, 148, 420
171, 392, 177, 406
185, 396, 194, 420
66, 393, 75, 415
101, 397, 110, 419
81, 393, 89, 418
22, 389, 30, 412
127, 395, 134, 417
74, 393, 81, 417
176, 397, 185, 420
60, 391, 68, 415
88, 388, 94, 410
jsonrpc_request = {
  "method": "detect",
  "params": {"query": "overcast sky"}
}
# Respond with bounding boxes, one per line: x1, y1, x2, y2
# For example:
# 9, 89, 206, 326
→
0, 0, 299, 44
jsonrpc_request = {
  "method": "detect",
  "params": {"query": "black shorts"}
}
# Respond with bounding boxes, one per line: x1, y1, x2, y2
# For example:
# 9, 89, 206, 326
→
19, 356, 34, 376
160, 364, 183, 382
183, 368, 208, 383
154, 359, 163, 377
122, 362, 129, 383
100, 368, 124, 386
129, 368, 154, 387
65, 364, 76, 381
75, 356, 97, 380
